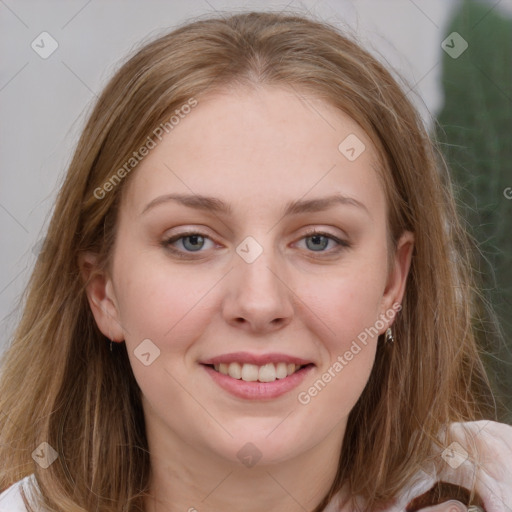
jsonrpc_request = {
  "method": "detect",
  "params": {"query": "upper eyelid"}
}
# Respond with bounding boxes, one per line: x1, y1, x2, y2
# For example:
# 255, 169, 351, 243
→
164, 228, 343, 240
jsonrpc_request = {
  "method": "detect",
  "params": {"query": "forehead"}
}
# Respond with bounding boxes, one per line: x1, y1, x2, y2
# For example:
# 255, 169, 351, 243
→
122, 85, 386, 219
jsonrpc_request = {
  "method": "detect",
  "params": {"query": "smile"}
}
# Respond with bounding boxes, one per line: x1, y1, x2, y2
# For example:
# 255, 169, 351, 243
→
201, 362, 315, 400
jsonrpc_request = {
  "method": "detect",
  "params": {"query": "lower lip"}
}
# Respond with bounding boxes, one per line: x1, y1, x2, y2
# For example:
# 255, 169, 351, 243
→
202, 364, 314, 400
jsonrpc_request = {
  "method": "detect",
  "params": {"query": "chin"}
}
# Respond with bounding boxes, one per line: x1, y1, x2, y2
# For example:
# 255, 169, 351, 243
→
209, 429, 310, 467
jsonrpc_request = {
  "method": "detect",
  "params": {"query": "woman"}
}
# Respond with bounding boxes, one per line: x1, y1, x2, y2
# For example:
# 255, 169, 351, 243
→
0, 10, 510, 512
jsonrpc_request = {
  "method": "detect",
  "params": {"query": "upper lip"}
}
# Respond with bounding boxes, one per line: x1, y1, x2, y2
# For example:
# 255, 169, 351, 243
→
200, 352, 314, 366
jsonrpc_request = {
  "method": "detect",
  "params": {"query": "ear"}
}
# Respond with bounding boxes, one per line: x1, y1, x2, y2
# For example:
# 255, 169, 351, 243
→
78, 252, 125, 341
379, 231, 414, 330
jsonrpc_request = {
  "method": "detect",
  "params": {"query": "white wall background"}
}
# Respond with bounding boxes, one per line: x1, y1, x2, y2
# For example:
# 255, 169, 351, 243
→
0, 0, 503, 351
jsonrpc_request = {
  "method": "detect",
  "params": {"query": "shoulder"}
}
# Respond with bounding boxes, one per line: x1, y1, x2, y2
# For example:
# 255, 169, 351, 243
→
324, 421, 512, 512
441, 420, 512, 489
401, 420, 512, 512
0, 474, 36, 512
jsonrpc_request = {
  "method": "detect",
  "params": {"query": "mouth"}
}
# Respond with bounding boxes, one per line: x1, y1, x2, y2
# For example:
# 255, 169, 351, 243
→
203, 361, 314, 383
200, 355, 315, 400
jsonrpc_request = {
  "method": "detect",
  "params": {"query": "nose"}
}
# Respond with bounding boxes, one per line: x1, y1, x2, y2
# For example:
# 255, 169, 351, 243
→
221, 242, 294, 334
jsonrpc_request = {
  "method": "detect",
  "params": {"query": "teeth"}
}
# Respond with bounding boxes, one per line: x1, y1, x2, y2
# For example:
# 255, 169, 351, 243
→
213, 362, 303, 382
241, 363, 259, 381
227, 362, 241, 379
258, 363, 276, 382
275, 362, 288, 379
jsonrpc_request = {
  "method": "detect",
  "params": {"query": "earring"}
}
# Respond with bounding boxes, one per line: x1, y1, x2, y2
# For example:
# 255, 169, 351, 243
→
110, 339, 113, 352
385, 327, 394, 344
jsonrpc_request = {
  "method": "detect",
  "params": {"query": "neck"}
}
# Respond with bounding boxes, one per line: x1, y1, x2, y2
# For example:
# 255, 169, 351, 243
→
143, 422, 346, 512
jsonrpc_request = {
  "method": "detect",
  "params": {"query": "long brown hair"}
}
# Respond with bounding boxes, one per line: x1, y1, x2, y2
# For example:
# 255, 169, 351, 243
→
0, 10, 496, 512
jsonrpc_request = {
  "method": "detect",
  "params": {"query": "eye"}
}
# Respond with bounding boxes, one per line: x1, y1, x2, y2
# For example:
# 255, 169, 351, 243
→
297, 229, 350, 253
161, 228, 350, 258
162, 231, 216, 255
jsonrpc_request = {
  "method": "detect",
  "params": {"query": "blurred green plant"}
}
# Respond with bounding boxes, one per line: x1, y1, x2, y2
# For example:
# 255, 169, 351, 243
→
436, 0, 512, 423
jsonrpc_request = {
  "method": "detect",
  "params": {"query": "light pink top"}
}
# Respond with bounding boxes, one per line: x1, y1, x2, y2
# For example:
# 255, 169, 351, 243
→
1, 421, 511, 512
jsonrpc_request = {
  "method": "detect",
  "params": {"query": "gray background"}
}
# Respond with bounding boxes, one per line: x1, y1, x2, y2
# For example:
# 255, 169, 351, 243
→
1, 0, 507, 350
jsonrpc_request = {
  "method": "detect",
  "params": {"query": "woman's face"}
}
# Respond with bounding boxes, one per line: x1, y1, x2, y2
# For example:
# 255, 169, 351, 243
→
86, 85, 413, 467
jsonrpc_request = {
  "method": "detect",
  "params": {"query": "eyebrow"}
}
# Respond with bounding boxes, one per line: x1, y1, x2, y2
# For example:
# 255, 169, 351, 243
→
140, 193, 370, 217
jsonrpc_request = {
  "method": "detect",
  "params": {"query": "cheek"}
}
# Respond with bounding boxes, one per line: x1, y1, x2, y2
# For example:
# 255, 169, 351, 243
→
112, 250, 216, 350
296, 275, 382, 416
307, 278, 382, 374
301, 258, 388, 351
294, 253, 387, 406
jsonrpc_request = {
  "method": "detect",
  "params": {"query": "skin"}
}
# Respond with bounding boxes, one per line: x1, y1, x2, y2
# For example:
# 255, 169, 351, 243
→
82, 85, 414, 512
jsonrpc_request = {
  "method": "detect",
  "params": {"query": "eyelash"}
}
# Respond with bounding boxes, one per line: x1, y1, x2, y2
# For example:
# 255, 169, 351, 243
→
161, 229, 350, 258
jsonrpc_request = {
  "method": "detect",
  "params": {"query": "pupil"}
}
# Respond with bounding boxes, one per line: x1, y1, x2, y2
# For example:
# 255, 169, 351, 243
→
306, 235, 328, 251
184, 235, 204, 251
